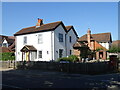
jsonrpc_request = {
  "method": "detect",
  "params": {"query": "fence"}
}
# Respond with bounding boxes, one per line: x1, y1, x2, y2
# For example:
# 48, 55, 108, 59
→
0, 61, 15, 69
16, 61, 114, 74
1, 60, 118, 74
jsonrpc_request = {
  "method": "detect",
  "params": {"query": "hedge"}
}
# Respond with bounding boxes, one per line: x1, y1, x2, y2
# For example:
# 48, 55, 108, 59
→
57, 55, 79, 62
0, 52, 15, 61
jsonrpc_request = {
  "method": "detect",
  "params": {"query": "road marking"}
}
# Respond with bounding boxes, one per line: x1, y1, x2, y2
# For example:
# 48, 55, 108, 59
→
0, 84, 23, 89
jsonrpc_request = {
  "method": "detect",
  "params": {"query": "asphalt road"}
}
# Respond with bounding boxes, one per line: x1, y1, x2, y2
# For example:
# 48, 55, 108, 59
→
1, 70, 120, 89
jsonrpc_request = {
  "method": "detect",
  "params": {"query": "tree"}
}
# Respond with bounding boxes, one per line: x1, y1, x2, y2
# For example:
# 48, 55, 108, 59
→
108, 45, 120, 53
0, 52, 15, 61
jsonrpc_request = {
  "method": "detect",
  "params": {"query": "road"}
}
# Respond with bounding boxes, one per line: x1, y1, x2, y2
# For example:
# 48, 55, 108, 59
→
1, 69, 120, 89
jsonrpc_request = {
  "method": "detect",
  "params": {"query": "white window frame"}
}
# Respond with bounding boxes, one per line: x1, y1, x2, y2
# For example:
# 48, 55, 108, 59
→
23, 36, 27, 45
38, 34, 43, 44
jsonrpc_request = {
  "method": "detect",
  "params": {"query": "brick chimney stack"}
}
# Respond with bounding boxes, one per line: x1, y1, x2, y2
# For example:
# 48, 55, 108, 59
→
36, 18, 43, 28
87, 28, 91, 48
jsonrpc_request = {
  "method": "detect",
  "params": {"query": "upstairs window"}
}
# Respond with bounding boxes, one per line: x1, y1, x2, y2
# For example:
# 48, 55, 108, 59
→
2, 43, 8, 47
69, 36, 72, 43
23, 36, 27, 44
70, 50, 72, 55
38, 34, 43, 44
59, 33, 63, 42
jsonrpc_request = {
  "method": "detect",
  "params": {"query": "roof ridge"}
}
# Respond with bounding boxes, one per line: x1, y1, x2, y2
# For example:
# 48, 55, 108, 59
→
65, 25, 73, 27
91, 32, 111, 35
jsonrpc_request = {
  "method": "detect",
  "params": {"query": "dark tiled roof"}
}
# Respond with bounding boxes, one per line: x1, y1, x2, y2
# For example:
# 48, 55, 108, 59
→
21, 45, 37, 52
14, 21, 67, 36
78, 33, 112, 42
65, 26, 78, 36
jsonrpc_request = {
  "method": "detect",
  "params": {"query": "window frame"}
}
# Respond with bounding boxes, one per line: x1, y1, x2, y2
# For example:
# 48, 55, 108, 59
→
59, 49, 63, 58
69, 36, 72, 43
23, 36, 27, 45
70, 50, 72, 55
59, 33, 63, 42
38, 51, 42, 59
38, 34, 43, 44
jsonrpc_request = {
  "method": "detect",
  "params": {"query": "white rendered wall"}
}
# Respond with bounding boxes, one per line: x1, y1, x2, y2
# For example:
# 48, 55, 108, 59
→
54, 25, 66, 61
66, 28, 77, 56
99, 42, 110, 50
2, 39, 8, 47
15, 31, 53, 61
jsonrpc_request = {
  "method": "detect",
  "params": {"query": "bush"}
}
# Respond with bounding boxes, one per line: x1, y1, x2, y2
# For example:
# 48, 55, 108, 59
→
68, 55, 79, 62
0, 52, 15, 61
57, 55, 79, 62
57, 57, 71, 62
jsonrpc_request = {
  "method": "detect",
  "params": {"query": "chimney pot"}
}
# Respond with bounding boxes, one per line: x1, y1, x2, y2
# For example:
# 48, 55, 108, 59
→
87, 28, 91, 34
36, 18, 43, 28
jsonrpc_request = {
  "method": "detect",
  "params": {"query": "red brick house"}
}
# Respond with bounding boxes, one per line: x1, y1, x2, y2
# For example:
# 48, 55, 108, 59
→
73, 29, 112, 60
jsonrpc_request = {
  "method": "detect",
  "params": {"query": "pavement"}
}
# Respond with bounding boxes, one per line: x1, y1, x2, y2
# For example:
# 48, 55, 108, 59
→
0, 68, 14, 71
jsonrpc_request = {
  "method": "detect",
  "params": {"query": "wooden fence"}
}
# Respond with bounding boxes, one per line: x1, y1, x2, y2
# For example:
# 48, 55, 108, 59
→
16, 61, 114, 74
1, 61, 118, 74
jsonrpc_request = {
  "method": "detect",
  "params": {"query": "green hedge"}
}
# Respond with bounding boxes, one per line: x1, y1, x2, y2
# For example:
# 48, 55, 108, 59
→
0, 52, 15, 61
57, 55, 79, 62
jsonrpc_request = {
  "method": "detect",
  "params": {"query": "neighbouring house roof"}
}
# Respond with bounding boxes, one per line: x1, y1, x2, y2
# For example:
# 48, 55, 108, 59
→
78, 33, 112, 43
73, 42, 88, 49
14, 21, 68, 36
65, 26, 78, 37
0, 47, 12, 53
0, 35, 15, 45
21, 45, 37, 52
0, 35, 15, 52
73, 41, 108, 51
112, 40, 120, 47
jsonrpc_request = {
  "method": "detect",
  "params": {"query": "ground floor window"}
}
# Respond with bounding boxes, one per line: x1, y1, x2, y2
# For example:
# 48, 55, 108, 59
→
59, 49, 63, 58
38, 51, 42, 58
70, 50, 72, 55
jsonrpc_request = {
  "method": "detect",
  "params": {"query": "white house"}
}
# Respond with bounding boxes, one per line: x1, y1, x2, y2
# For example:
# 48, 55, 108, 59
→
14, 19, 78, 61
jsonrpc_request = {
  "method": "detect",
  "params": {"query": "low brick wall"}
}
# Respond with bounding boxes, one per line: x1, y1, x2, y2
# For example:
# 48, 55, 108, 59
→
16, 61, 114, 74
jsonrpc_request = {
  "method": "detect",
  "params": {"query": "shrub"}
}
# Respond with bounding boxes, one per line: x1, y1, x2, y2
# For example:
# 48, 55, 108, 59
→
0, 52, 15, 61
57, 57, 71, 62
57, 55, 79, 62
68, 55, 79, 62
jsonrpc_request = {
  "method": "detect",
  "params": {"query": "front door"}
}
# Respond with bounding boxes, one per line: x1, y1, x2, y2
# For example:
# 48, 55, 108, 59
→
26, 52, 29, 61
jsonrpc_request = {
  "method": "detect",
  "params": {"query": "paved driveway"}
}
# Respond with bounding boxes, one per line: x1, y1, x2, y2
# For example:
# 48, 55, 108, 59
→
1, 69, 120, 89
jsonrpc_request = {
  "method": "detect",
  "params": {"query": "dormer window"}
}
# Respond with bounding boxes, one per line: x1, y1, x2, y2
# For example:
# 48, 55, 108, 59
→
2, 43, 8, 47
